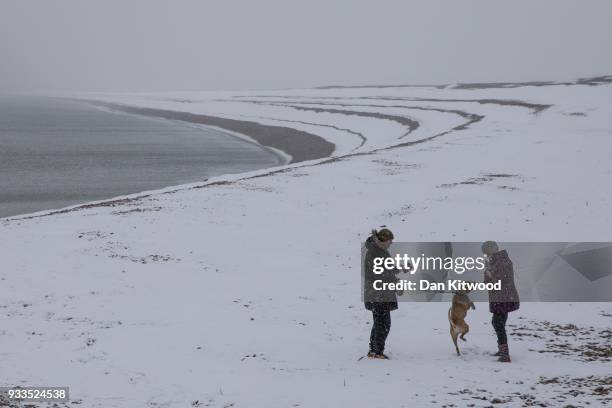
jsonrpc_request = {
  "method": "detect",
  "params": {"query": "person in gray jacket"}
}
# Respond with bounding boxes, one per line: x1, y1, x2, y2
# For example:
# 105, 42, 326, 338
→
363, 228, 398, 359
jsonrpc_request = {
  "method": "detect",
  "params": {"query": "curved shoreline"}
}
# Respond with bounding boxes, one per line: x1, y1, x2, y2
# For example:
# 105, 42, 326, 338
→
81, 100, 336, 164
94, 105, 291, 166
1, 98, 336, 220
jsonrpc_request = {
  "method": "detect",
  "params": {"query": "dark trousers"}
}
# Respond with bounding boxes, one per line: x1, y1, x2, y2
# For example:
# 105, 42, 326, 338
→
369, 308, 391, 354
492, 312, 508, 345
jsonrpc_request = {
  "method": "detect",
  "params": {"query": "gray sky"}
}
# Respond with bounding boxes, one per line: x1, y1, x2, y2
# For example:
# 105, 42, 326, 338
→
1, 0, 611, 92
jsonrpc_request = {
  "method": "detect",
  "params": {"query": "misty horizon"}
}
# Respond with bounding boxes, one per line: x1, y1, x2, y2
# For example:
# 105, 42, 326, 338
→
2, 0, 612, 93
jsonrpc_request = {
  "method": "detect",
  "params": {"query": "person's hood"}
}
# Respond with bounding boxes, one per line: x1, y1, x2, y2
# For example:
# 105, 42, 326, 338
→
365, 235, 377, 251
365, 234, 389, 256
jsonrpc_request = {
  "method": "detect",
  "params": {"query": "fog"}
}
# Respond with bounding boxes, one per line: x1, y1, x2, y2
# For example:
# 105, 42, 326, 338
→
1, 0, 611, 92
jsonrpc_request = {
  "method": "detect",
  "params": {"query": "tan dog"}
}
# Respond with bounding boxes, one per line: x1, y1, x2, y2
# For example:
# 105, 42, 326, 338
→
448, 291, 475, 356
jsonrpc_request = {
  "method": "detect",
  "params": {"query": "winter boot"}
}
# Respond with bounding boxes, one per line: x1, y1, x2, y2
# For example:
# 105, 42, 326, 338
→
497, 344, 511, 362
373, 352, 390, 360
367, 351, 377, 358
491, 344, 501, 357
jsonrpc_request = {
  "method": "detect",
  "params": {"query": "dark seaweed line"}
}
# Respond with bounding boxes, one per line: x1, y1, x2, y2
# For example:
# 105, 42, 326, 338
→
308, 74, 612, 91
226, 99, 482, 139
366, 96, 550, 114
217, 99, 420, 138
229, 95, 550, 114
199, 111, 368, 151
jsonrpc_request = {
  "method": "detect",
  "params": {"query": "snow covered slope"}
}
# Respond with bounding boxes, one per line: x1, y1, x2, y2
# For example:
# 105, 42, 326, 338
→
1, 78, 611, 407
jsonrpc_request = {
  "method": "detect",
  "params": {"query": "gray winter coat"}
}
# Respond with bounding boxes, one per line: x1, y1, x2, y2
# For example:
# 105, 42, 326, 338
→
363, 236, 398, 311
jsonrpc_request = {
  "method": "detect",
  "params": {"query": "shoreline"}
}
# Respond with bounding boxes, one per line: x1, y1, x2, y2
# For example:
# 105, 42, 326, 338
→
1, 96, 337, 221
80, 100, 336, 164
1, 96, 313, 220
90, 101, 292, 165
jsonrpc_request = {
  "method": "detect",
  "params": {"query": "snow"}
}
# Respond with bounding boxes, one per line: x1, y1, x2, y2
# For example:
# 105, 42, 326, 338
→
1, 79, 611, 407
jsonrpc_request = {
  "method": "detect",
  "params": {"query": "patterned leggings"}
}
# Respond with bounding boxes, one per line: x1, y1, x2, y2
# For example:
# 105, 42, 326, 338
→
492, 312, 508, 345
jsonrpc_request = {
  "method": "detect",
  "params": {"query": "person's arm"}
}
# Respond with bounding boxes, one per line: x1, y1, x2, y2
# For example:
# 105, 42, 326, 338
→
380, 257, 403, 295
484, 263, 494, 283
364, 252, 373, 276
384, 267, 403, 295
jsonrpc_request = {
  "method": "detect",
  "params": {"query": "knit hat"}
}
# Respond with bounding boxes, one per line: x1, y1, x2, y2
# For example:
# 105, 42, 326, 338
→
481, 241, 499, 255
373, 228, 394, 242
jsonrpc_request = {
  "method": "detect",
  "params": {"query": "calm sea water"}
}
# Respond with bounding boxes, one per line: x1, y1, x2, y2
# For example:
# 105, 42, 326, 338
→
0, 96, 282, 218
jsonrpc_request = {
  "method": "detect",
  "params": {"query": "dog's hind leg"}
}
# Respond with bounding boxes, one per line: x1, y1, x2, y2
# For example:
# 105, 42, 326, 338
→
450, 325, 461, 356
460, 324, 470, 341
449, 308, 461, 356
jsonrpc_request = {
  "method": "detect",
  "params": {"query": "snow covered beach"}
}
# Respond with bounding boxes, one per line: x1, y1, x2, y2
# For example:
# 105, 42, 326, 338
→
1, 76, 611, 407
